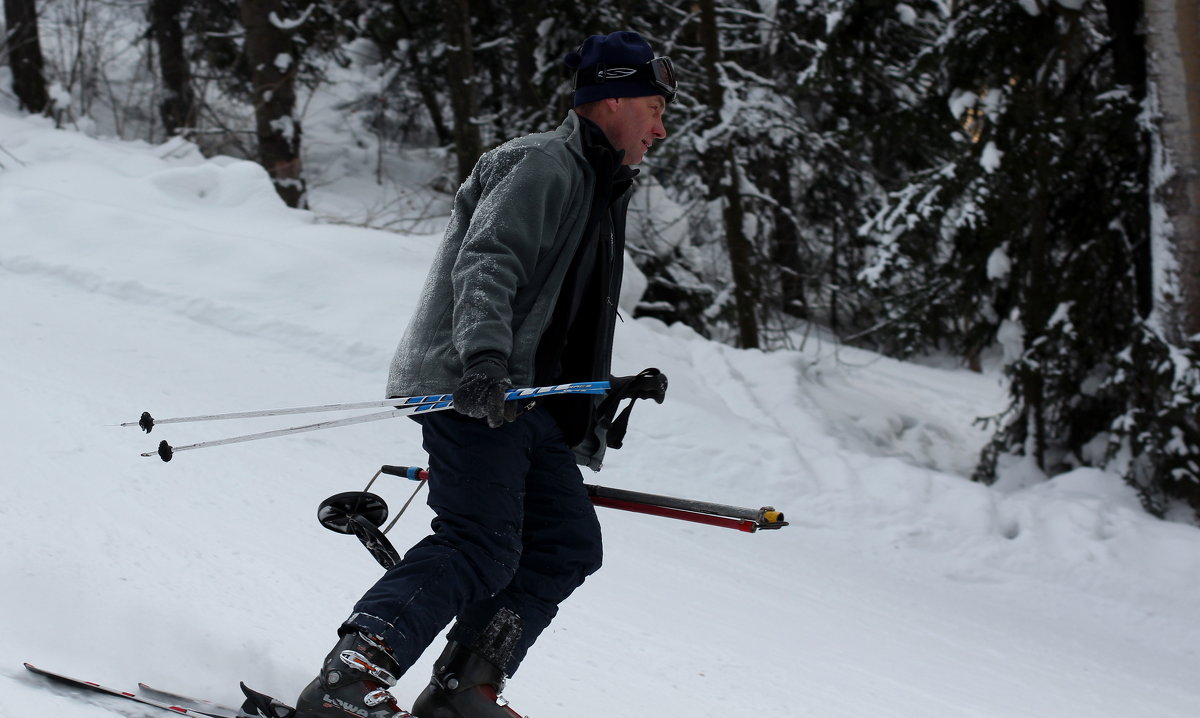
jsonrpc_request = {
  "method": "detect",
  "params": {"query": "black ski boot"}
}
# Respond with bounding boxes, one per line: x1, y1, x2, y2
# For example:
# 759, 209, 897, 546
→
411, 642, 523, 718
294, 631, 412, 718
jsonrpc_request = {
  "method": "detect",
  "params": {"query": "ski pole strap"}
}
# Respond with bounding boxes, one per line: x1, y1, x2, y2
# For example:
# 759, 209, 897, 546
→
597, 368, 667, 449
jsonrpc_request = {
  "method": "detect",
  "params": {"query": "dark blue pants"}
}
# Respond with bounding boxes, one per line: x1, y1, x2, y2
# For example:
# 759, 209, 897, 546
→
344, 406, 603, 677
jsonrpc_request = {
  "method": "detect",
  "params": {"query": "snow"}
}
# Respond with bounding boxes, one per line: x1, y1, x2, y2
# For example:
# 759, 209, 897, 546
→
269, 7, 315, 32
2, 105, 1200, 718
1017, 0, 1042, 16
980, 141, 1003, 173
997, 316, 1026, 365
948, 90, 977, 121
269, 115, 296, 143
986, 243, 1012, 281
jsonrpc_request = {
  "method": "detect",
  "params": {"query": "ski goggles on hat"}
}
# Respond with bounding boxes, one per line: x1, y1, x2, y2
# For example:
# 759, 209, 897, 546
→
574, 56, 678, 103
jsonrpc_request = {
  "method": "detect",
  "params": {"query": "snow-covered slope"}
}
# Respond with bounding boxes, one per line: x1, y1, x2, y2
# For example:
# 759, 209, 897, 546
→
2, 108, 1199, 718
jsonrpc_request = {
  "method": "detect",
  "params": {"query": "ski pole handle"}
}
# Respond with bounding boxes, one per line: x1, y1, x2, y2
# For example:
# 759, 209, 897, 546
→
381, 465, 429, 481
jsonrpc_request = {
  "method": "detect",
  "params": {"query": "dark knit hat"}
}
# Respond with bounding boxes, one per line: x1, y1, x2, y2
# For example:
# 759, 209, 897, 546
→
565, 31, 674, 106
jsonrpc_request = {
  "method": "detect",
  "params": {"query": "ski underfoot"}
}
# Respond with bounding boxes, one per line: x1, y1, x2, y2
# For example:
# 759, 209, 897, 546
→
25, 663, 421, 718
138, 682, 243, 716
23, 662, 235, 718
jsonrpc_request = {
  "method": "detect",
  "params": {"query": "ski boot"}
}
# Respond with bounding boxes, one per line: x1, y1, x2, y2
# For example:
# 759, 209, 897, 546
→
411, 642, 523, 718
293, 631, 413, 718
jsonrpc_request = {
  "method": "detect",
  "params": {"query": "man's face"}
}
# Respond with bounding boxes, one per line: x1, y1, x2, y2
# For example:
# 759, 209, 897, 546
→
603, 96, 668, 165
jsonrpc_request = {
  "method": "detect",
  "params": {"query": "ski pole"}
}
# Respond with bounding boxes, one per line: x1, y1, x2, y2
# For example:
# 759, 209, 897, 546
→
145, 407, 411, 461
125, 381, 610, 434
140, 381, 609, 461
360, 466, 788, 534
124, 398, 406, 433
320, 465, 788, 569
375, 464, 429, 533
584, 484, 788, 533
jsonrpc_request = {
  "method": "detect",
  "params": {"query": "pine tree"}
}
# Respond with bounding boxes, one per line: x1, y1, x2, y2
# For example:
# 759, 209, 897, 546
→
790, 0, 951, 347
852, 0, 1200, 516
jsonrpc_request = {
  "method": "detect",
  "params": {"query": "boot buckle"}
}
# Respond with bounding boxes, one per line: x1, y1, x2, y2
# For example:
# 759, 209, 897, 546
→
363, 689, 394, 707
339, 650, 399, 687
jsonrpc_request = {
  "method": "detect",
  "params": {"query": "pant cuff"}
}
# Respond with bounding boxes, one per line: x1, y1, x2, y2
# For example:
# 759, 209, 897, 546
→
343, 612, 409, 660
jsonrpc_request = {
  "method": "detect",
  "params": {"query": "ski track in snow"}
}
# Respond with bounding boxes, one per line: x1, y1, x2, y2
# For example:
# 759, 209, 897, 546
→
0, 252, 388, 374
2, 108, 1200, 718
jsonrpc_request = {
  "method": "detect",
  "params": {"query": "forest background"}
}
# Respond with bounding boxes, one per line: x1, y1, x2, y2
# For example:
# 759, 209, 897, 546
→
4, 0, 1200, 521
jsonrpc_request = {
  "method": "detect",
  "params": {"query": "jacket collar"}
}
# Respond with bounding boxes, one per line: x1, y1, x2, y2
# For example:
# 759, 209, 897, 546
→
563, 111, 639, 185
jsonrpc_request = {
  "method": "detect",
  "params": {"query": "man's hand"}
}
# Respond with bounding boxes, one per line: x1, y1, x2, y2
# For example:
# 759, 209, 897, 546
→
454, 353, 517, 428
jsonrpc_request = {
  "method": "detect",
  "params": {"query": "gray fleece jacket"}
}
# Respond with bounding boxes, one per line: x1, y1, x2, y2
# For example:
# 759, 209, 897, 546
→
386, 111, 632, 469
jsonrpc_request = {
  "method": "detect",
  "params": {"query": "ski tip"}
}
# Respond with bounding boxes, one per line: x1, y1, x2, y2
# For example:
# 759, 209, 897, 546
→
21, 662, 55, 677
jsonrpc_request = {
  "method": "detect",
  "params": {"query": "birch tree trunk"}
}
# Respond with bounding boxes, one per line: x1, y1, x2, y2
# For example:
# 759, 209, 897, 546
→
1145, 0, 1200, 338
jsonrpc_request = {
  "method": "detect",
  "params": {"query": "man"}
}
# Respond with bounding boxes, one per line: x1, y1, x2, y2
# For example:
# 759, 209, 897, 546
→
287, 31, 674, 718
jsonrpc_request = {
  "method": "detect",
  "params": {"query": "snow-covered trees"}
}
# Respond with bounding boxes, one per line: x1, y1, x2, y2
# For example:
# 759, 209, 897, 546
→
852, 0, 1200, 515
4, 0, 1198, 517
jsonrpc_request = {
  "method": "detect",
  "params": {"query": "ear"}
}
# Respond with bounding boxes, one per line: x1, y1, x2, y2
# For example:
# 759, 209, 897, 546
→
601, 97, 622, 113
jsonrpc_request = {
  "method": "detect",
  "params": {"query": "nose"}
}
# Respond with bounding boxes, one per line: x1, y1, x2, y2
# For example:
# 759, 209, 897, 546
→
653, 117, 667, 140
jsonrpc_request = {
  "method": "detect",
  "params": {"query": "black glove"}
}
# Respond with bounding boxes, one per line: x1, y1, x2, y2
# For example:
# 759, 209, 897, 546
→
454, 353, 517, 428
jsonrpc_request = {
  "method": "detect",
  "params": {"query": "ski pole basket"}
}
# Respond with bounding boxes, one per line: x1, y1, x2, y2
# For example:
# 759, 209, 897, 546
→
316, 465, 431, 569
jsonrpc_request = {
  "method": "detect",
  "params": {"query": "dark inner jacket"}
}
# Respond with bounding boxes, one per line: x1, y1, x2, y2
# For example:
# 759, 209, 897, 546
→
534, 115, 636, 448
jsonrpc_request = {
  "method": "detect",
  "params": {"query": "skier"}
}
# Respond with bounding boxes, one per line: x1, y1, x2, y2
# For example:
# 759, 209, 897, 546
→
288, 31, 675, 718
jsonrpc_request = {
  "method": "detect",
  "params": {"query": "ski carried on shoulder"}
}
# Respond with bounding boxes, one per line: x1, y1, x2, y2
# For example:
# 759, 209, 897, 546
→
23, 662, 236, 718
143, 680, 408, 718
